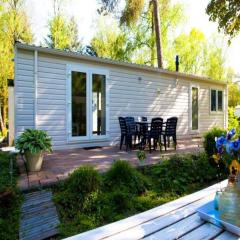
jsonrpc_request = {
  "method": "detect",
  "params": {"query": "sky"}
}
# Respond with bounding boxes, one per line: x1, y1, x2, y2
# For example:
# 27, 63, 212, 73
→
25, 0, 240, 75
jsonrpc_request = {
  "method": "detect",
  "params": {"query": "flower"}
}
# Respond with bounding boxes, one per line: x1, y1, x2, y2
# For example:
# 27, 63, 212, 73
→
229, 140, 240, 152
215, 135, 227, 153
226, 128, 236, 140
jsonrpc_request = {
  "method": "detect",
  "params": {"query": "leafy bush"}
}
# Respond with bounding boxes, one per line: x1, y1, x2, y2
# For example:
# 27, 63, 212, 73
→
0, 152, 22, 240
228, 107, 240, 132
16, 129, 52, 154
104, 160, 150, 194
146, 153, 224, 195
203, 127, 226, 158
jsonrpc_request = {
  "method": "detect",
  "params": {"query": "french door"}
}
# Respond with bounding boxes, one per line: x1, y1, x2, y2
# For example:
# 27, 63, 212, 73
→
67, 66, 108, 141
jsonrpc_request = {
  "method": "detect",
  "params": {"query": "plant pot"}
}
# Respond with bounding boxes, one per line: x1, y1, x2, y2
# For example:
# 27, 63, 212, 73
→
139, 160, 145, 166
25, 151, 44, 172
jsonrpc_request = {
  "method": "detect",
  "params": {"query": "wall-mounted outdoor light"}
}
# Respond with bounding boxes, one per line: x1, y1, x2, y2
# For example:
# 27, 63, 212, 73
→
138, 76, 142, 82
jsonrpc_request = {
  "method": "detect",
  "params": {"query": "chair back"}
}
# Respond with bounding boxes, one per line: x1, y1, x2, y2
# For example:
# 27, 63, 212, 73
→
125, 117, 136, 134
165, 117, 178, 135
141, 117, 147, 121
118, 117, 127, 134
150, 118, 163, 137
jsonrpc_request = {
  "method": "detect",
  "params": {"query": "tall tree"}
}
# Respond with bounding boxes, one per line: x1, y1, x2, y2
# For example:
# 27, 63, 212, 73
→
92, 0, 184, 67
99, 0, 164, 68
45, 0, 81, 51
0, 0, 33, 136
206, 0, 240, 39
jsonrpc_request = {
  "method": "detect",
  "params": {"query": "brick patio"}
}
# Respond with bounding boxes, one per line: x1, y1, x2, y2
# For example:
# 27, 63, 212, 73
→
17, 138, 203, 191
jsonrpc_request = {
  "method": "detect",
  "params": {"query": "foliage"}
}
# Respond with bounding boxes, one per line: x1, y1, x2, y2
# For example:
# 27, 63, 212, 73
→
206, 0, 240, 39
203, 127, 227, 158
45, 14, 82, 51
228, 82, 240, 108
93, 0, 184, 67
146, 153, 223, 195
228, 107, 240, 132
137, 150, 146, 161
104, 160, 150, 194
91, 16, 134, 61
0, 152, 22, 240
0, 0, 33, 136
54, 154, 224, 238
166, 28, 232, 81
15, 129, 52, 154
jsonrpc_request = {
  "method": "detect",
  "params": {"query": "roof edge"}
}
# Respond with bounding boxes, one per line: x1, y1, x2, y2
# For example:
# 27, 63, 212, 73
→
15, 43, 227, 86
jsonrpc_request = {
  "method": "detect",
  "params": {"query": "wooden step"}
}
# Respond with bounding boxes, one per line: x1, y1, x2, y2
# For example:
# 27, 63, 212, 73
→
19, 190, 59, 240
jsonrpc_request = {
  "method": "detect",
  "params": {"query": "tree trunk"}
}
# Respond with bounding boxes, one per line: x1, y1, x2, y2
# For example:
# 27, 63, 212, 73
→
150, 7, 155, 66
152, 0, 163, 68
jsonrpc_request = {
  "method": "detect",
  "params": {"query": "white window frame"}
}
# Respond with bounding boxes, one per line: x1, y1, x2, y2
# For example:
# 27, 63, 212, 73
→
66, 64, 110, 142
210, 88, 224, 114
189, 84, 200, 133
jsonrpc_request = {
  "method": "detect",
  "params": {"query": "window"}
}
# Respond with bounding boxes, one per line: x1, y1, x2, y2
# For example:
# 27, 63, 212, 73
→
211, 89, 223, 112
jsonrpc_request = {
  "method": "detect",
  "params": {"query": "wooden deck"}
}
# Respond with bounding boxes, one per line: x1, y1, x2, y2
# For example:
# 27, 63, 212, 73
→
19, 190, 59, 240
65, 180, 239, 240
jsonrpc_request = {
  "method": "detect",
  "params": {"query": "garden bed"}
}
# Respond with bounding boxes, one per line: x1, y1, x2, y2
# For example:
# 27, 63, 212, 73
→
53, 152, 227, 239
0, 152, 22, 240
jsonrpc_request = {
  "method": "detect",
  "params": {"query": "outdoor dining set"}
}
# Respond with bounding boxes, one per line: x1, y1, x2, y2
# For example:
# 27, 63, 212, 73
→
118, 116, 178, 152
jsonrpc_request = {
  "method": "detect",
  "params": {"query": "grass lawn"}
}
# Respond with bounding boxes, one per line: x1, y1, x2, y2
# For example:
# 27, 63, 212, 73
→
53, 152, 227, 239
0, 152, 22, 240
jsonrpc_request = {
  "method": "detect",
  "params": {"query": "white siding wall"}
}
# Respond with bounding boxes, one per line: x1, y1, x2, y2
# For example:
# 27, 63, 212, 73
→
15, 49, 35, 136
15, 48, 226, 149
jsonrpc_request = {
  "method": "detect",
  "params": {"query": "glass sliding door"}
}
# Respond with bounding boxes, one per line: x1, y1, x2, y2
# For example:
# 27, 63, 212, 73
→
92, 74, 106, 136
71, 71, 87, 137
191, 87, 199, 131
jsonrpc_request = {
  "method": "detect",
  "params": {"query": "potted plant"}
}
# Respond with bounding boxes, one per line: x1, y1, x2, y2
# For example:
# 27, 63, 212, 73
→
16, 129, 52, 172
137, 150, 146, 166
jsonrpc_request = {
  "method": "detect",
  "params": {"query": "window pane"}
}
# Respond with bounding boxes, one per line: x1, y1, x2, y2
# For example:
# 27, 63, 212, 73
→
211, 90, 216, 111
92, 74, 106, 135
218, 91, 223, 111
192, 87, 198, 130
72, 71, 87, 137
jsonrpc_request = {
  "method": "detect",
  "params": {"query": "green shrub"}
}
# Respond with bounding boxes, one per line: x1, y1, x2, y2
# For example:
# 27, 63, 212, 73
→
203, 127, 226, 158
16, 128, 52, 154
0, 152, 22, 240
147, 153, 223, 195
54, 166, 102, 212
104, 160, 150, 194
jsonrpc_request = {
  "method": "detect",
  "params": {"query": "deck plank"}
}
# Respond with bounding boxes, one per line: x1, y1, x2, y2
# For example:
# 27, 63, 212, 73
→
180, 223, 223, 240
214, 231, 240, 240
143, 213, 203, 240
104, 195, 213, 240
19, 190, 59, 240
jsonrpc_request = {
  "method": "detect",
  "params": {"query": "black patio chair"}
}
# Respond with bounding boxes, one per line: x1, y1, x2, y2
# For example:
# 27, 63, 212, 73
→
162, 117, 178, 151
119, 117, 129, 150
125, 117, 137, 146
141, 116, 147, 121
147, 117, 163, 153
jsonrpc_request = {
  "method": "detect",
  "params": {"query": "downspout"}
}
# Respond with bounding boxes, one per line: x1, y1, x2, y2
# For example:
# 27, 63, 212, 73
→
34, 50, 38, 129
